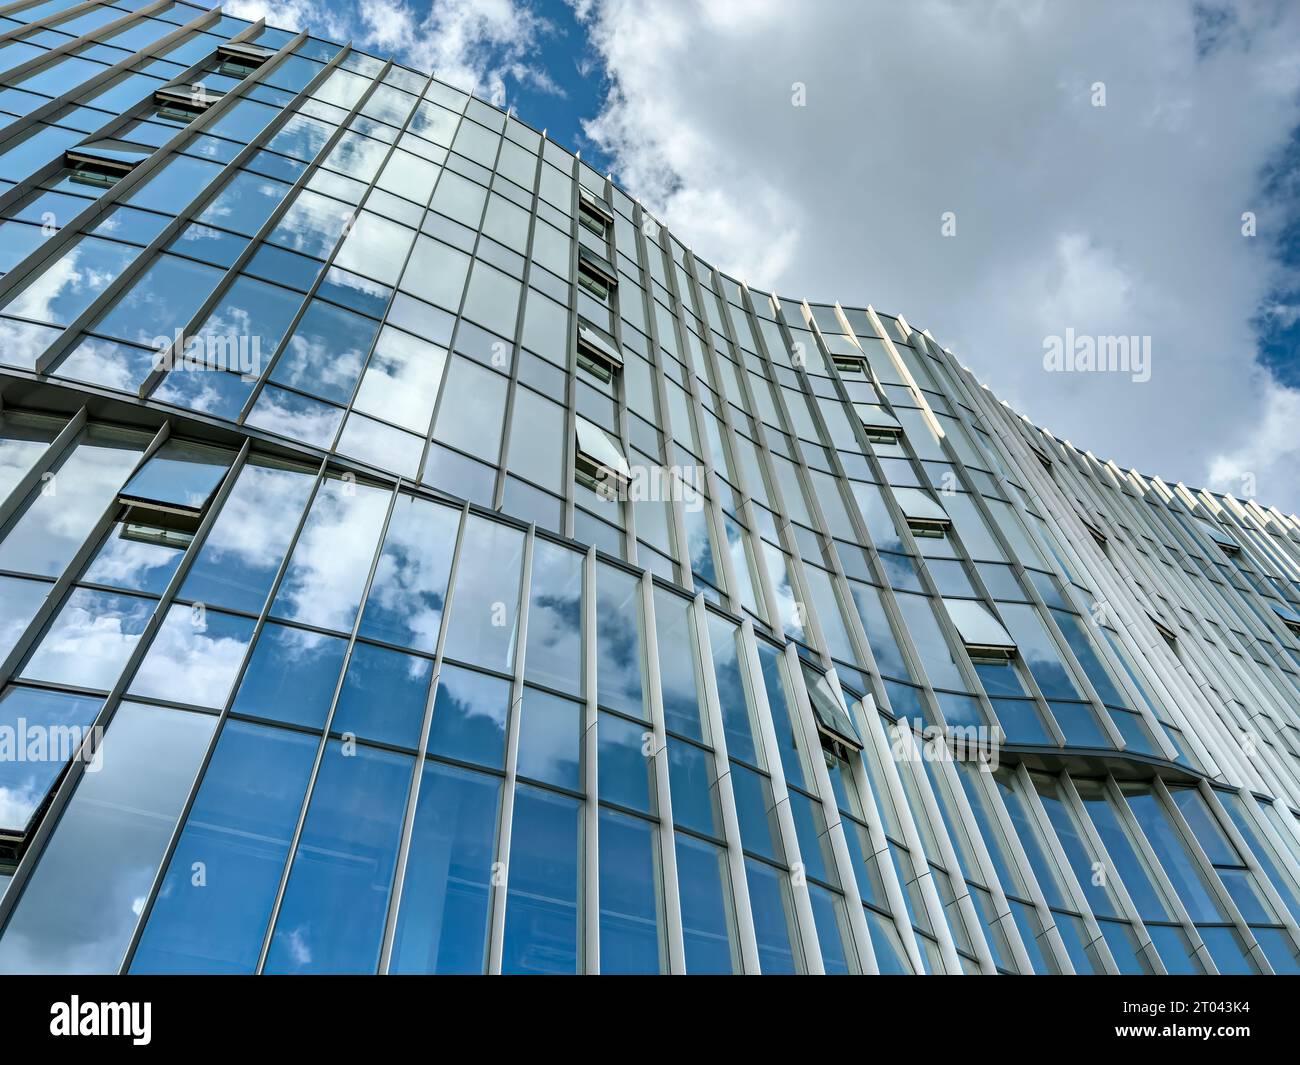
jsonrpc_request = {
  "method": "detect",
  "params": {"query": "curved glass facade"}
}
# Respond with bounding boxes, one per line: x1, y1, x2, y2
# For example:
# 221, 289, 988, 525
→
0, 0, 1299, 975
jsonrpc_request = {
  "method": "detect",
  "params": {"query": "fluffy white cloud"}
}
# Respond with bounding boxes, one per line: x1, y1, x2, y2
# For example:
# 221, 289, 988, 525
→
360, 0, 561, 106
571, 0, 1300, 512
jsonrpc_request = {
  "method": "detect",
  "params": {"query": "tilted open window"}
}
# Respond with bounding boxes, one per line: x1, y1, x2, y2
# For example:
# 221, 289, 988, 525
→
576, 323, 623, 383
574, 415, 630, 500
892, 486, 951, 538
801, 662, 863, 750
577, 186, 613, 238
153, 83, 224, 121
854, 401, 902, 444
117, 438, 233, 545
1270, 600, 1300, 637
64, 138, 151, 188
577, 248, 618, 304
215, 41, 274, 78
943, 598, 1017, 660
1195, 515, 1240, 555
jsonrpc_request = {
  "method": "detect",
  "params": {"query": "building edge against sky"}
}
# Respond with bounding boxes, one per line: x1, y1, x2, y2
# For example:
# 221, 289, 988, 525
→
0, 0, 1298, 975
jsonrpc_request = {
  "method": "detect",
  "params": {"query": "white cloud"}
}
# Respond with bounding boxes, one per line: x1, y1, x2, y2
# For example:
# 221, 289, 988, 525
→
571, 0, 1300, 510
363, 0, 561, 106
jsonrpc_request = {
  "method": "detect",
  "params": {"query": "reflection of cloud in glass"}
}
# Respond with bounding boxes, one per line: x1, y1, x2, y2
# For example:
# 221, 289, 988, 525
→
272, 478, 391, 632
22, 588, 153, 691
130, 605, 253, 708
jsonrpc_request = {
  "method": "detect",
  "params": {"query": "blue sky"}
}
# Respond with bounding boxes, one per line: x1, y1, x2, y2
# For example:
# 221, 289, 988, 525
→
230, 1, 1300, 512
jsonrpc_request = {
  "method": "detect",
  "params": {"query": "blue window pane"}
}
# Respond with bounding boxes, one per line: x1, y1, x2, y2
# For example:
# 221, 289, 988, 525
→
730, 762, 780, 861
441, 515, 524, 672
675, 832, 736, 973
231, 623, 347, 730
667, 738, 720, 838
125, 153, 223, 214
756, 640, 804, 788
502, 785, 581, 974
246, 242, 324, 291
130, 720, 316, 973
1047, 700, 1111, 748
0, 703, 215, 974
0, 685, 101, 836
269, 298, 378, 405
595, 563, 644, 718
358, 493, 459, 653
91, 254, 226, 348
270, 476, 391, 632
708, 615, 759, 766
265, 741, 412, 974
654, 588, 705, 741
517, 687, 582, 790
523, 539, 583, 696
180, 457, 316, 613
597, 711, 654, 814
1198, 925, 1256, 974
746, 859, 798, 974
1098, 919, 1150, 974
1253, 926, 1300, 974
182, 275, 303, 374
21, 587, 152, 691
809, 885, 851, 974
169, 221, 249, 267
598, 808, 661, 974
1126, 790, 1225, 923
425, 663, 510, 770
198, 170, 292, 236
1147, 923, 1202, 974
331, 641, 432, 750
866, 908, 912, 974
2, 236, 139, 325
390, 761, 501, 974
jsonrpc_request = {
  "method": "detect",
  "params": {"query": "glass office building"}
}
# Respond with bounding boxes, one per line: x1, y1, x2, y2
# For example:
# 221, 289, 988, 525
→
1, 0, 1299, 976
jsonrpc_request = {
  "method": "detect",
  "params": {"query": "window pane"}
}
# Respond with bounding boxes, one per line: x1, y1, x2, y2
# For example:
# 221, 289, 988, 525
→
0, 685, 101, 837
675, 832, 737, 973
231, 624, 347, 730
441, 515, 523, 671
270, 476, 391, 632
358, 493, 460, 653
596, 563, 644, 719
501, 784, 581, 974
517, 687, 582, 790
0, 426, 146, 579
129, 605, 254, 709
130, 720, 316, 973
391, 761, 501, 974
22, 588, 152, 691
180, 458, 317, 614
331, 642, 432, 750
598, 808, 661, 974
265, 741, 412, 974
746, 858, 798, 974
0, 703, 215, 974
425, 663, 510, 770
523, 539, 583, 696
